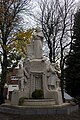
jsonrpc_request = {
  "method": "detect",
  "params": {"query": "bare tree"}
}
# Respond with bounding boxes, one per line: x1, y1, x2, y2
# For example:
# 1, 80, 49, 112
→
57, 0, 75, 102
0, 0, 32, 104
37, 0, 60, 63
36, 0, 75, 102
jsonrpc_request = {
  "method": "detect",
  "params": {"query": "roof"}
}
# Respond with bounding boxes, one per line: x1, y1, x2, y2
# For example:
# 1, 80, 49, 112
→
64, 92, 73, 100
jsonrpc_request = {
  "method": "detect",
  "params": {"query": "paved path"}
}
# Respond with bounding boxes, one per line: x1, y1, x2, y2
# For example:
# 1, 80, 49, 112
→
0, 110, 80, 120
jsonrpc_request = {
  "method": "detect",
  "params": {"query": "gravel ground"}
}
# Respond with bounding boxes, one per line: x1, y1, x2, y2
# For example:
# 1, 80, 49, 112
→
0, 110, 80, 120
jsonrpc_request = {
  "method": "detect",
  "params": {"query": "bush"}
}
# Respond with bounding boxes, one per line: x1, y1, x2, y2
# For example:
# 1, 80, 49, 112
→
18, 97, 24, 105
73, 96, 80, 106
32, 89, 43, 99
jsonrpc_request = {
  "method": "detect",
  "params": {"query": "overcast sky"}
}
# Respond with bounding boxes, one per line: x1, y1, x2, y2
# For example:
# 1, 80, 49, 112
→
0, 0, 80, 73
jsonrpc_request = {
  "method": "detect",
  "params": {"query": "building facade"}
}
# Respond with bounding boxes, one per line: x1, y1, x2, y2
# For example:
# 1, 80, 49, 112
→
4, 69, 19, 100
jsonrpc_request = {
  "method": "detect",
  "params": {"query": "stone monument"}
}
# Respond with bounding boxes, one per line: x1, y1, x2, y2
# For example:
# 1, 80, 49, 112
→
11, 27, 63, 105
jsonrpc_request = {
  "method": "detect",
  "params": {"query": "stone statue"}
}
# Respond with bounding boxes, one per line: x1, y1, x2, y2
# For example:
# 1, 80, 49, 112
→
26, 27, 44, 59
18, 64, 29, 91
11, 27, 63, 105
33, 27, 44, 59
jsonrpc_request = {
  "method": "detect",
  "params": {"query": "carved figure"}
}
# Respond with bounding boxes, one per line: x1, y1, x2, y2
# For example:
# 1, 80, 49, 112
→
18, 64, 30, 91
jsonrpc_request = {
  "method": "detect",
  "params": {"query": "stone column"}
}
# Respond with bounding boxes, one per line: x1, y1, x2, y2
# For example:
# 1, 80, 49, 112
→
26, 39, 34, 59
34, 37, 43, 59
30, 74, 35, 98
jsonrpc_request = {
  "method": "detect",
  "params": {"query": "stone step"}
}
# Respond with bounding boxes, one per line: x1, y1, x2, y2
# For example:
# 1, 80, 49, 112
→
23, 99, 56, 107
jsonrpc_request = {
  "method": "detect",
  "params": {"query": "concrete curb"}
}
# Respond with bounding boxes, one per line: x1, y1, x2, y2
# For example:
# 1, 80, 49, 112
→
0, 104, 79, 115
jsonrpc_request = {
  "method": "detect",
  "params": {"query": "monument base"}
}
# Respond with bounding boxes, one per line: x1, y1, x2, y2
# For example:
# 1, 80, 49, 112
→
22, 99, 56, 107
1, 102, 78, 115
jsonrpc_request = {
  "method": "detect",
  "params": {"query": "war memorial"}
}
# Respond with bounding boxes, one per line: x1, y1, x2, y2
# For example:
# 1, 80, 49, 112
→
0, 28, 78, 115
11, 28, 63, 106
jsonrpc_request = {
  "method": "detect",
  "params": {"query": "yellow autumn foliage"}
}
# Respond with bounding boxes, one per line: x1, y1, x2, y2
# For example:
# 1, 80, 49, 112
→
13, 30, 33, 57
2, 29, 33, 58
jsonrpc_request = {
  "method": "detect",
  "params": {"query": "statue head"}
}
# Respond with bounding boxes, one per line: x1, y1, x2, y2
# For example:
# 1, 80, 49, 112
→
33, 27, 44, 39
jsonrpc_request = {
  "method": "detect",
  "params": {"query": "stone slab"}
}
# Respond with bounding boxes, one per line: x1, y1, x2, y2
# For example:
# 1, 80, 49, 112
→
0, 103, 79, 115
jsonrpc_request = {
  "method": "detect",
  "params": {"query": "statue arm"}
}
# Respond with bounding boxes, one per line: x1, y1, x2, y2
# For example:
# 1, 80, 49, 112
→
23, 68, 30, 79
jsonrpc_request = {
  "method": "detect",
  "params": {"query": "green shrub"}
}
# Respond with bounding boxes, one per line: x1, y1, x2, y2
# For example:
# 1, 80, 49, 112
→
32, 89, 43, 99
18, 97, 24, 105
73, 96, 80, 106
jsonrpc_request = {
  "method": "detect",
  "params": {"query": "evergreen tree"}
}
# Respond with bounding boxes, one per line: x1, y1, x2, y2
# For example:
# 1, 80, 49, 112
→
65, 9, 80, 98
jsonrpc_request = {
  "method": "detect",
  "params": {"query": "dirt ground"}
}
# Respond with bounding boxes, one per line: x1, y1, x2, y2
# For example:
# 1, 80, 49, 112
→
0, 109, 80, 120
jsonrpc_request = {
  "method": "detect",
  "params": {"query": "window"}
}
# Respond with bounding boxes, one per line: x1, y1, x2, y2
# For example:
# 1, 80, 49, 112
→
11, 75, 18, 80
48, 85, 55, 90
12, 85, 17, 87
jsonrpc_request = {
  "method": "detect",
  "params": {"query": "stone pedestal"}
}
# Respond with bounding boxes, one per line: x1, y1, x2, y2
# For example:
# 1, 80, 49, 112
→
11, 27, 63, 106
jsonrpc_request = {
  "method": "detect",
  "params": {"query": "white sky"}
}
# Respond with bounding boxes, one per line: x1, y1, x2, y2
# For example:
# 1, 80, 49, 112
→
0, 0, 80, 74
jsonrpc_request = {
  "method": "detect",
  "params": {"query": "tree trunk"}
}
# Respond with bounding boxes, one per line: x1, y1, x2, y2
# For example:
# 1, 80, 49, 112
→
0, 43, 7, 104
60, 68, 65, 102
53, 38, 55, 63
60, 55, 65, 102
0, 87, 5, 105
48, 40, 53, 63
60, 47, 65, 102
